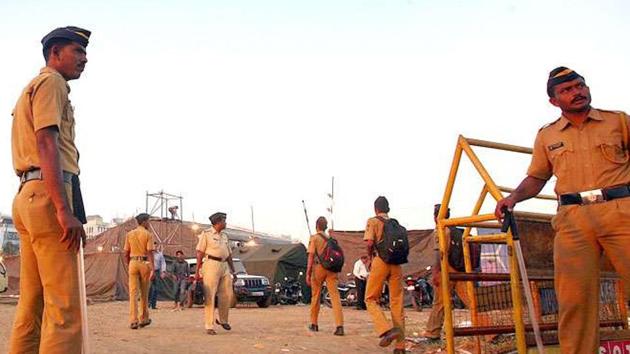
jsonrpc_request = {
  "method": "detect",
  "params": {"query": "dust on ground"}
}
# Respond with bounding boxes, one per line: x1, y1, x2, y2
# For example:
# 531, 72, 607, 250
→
0, 301, 477, 353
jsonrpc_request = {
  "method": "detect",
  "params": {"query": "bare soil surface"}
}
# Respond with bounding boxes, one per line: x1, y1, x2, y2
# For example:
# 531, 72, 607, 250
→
0, 301, 470, 353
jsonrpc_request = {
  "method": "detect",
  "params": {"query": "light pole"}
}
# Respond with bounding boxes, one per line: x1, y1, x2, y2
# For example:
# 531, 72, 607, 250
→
327, 176, 335, 230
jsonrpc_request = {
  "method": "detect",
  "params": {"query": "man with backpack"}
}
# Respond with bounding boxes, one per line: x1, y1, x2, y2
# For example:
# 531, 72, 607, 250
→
306, 216, 344, 336
364, 196, 408, 354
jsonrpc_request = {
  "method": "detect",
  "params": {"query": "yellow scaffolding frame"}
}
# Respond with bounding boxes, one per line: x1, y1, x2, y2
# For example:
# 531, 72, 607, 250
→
437, 135, 555, 354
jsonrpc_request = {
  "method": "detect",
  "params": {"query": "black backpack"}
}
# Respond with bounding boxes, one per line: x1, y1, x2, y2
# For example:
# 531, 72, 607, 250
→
448, 227, 481, 272
375, 217, 409, 265
316, 234, 345, 273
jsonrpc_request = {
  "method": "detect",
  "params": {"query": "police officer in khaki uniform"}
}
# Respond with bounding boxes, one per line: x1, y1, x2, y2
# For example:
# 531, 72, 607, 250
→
124, 213, 155, 329
194, 212, 236, 335
306, 216, 344, 335
9, 26, 90, 354
424, 204, 460, 339
364, 196, 406, 354
423, 204, 493, 341
495, 67, 630, 353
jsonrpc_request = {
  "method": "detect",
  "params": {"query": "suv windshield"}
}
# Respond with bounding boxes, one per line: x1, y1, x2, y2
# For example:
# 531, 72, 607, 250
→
233, 259, 247, 275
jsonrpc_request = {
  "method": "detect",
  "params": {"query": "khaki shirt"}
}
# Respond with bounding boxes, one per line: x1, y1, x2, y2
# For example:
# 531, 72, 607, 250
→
307, 232, 330, 257
527, 108, 630, 195
363, 213, 389, 242
11, 67, 80, 176
124, 226, 155, 257
432, 226, 451, 252
196, 226, 231, 260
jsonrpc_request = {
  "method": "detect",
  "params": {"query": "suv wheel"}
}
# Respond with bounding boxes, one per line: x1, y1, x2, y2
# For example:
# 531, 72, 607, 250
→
257, 296, 272, 308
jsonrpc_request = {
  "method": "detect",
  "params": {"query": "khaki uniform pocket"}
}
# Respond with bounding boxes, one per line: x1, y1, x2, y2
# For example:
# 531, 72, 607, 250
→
14, 181, 63, 239
599, 137, 629, 164
551, 206, 574, 233
549, 142, 573, 178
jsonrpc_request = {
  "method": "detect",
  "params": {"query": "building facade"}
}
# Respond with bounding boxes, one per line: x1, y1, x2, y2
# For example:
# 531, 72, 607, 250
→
84, 215, 112, 240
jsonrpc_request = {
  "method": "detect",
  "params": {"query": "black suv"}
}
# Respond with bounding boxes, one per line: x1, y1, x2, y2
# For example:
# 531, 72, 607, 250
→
231, 258, 273, 307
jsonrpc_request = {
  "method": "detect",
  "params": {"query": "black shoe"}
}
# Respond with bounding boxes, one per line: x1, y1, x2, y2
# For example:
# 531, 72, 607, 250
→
206, 329, 217, 335
334, 326, 344, 336
214, 320, 231, 331
379, 327, 403, 347
393, 349, 406, 354
139, 318, 152, 328
308, 324, 319, 332
130, 322, 139, 330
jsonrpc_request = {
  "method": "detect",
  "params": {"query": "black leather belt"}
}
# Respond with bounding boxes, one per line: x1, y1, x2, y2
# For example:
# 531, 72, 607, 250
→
206, 254, 226, 262
559, 185, 630, 206
131, 256, 148, 261
19, 168, 74, 184
18, 168, 87, 224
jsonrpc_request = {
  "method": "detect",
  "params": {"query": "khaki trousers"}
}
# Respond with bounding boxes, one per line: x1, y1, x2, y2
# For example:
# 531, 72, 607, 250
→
553, 198, 630, 354
425, 265, 492, 339
202, 259, 233, 329
128, 260, 151, 324
9, 180, 82, 354
365, 256, 405, 349
425, 268, 469, 337
309, 264, 344, 327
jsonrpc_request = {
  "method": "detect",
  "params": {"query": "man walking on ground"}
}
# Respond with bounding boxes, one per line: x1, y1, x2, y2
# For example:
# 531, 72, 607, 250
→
306, 216, 344, 335
423, 204, 491, 341
424, 204, 458, 340
124, 213, 155, 329
495, 67, 630, 353
194, 212, 236, 335
364, 196, 406, 354
8, 26, 91, 354
149, 241, 166, 309
353, 255, 370, 310
172, 250, 190, 311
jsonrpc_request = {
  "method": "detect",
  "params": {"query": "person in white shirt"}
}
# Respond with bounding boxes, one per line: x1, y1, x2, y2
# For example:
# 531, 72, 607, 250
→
353, 255, 370, 310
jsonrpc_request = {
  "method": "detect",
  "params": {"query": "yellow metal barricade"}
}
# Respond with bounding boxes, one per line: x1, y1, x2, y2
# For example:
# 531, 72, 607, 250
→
437, 136, 549, 354
437, 136, 628, 354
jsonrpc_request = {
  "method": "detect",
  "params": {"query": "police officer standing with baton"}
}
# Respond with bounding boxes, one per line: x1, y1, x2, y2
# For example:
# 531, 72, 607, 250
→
496, 67, 630, 353
8, 26, 91, 354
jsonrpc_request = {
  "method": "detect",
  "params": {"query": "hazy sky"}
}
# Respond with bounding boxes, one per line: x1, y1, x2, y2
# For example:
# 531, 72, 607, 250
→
1, 0, 629, 244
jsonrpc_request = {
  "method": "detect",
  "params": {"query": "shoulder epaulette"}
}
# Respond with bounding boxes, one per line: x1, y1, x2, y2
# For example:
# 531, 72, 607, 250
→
597, 108, 625, 115
539, 118, 560, 132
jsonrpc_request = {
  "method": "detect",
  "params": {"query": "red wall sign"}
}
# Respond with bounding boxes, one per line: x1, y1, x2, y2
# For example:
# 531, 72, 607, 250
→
600, 340, 630, 354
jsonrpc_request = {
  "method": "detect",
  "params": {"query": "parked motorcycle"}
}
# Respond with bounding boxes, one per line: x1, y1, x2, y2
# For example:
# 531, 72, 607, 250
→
405, 266, 434, 311
320, 274, 389, 309
272, 272, 304, 305
321, 273, 358, 307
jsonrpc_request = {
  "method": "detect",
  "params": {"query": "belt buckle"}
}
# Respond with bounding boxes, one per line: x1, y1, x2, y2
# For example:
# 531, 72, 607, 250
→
579, 189, 604, 204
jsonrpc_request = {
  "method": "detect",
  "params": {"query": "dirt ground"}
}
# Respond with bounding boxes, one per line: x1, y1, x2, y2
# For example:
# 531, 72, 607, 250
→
0, 301, 462, 354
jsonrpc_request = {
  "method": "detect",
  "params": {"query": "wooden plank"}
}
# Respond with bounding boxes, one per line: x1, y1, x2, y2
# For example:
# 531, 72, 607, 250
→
465, 137, 533, 155
453, 321, 625, 337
